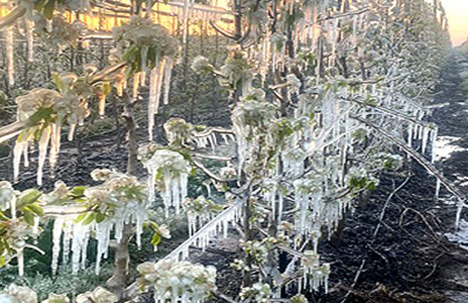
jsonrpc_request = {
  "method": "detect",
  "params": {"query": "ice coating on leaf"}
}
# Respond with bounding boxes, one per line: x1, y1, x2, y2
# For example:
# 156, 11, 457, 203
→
48, 171, 150, 275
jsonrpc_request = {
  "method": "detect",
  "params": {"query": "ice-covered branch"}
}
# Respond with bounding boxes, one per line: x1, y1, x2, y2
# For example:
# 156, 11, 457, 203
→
164, 199, 244, 261
0, 7, 26, 30
354, 116, 465, 200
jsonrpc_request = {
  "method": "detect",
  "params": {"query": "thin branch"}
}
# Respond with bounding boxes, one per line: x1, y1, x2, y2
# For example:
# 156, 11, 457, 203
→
193, 160, 231, 183
353, 116, 465, 200
209, 20, 238, 40
318, 7, 370, 23
193, 153, 233, 161
0, 7, 26, 30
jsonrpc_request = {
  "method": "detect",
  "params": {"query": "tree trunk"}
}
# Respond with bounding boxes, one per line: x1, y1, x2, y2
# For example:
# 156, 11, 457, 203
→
106, 93, 137, 297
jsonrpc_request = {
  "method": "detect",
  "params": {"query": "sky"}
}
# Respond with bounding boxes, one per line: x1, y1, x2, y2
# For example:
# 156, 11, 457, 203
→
441, 0, 468, 46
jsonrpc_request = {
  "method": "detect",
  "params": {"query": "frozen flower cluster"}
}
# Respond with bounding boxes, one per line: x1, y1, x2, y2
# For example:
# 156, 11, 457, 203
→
41, 293, 70, 303
163, 118, 193, 146
75, 287, 117, 303
145, 149, 190, 215
0, 181, 17, 213
137, 260, 216, 302
0, 284, 37, 303
112, 16, 179, 71
191, 56, 214, 74
137, 142, 160, 163
239, 283, 272, 303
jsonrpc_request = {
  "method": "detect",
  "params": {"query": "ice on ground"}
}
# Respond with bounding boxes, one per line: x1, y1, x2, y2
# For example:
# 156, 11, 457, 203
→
433, 136, 465, 161
445, 219, 468, 251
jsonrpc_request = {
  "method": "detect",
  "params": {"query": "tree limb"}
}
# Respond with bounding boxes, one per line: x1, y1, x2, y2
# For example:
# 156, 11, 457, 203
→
0, 7, 26, 30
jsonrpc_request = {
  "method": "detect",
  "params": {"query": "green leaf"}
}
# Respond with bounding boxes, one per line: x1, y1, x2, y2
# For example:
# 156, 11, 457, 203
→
29, 107, 54, 124
34, 0, 46, 11
17, 189, 41, 208
95, 212, 106, 223
43, 0, 56, 19
27, 203, 44, 216
23, 209, 35, 226
52, 72, 63, 91
75, 212, 87, 223
0, 255, 5, 267
103, 82, 111, 96
151, 233, 161, 246
83, 213, 95, 225
71, 186, 87, 197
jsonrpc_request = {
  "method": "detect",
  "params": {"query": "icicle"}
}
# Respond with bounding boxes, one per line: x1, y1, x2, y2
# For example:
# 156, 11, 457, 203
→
4, 26, 14, 86
68, 123, 76, 141
23, 141, 29, 168
26, 19, 34, 62
133, 72, 141, 101
140, 71, 147, 87
16, 248, 24, 276
422, 127, 429, 154
13, 140, 26, 183
141, 46, 149, 73
163, 57, 173, 105
435, 178, 441, 201
117, 78, 124, 97
49, 123, 61, 176
52, 217, 64, 275
62, 221, 72, 265
148, 57, 165, 140
431, 127, 438, 163
37, 126, 52, 186
182, 0, 191, 44
98, 93, 106, 117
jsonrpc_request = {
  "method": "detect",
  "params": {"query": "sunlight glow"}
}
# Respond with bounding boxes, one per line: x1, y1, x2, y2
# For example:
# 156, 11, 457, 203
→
441, 0, 468, 46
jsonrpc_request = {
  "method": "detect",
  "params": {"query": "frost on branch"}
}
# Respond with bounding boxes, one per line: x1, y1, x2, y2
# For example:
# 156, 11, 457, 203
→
137, 260, 216, 303
165, 199, 243, 261
183, 196, 223, 236
112, 16, 179, 140
140, 147, 190, 216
